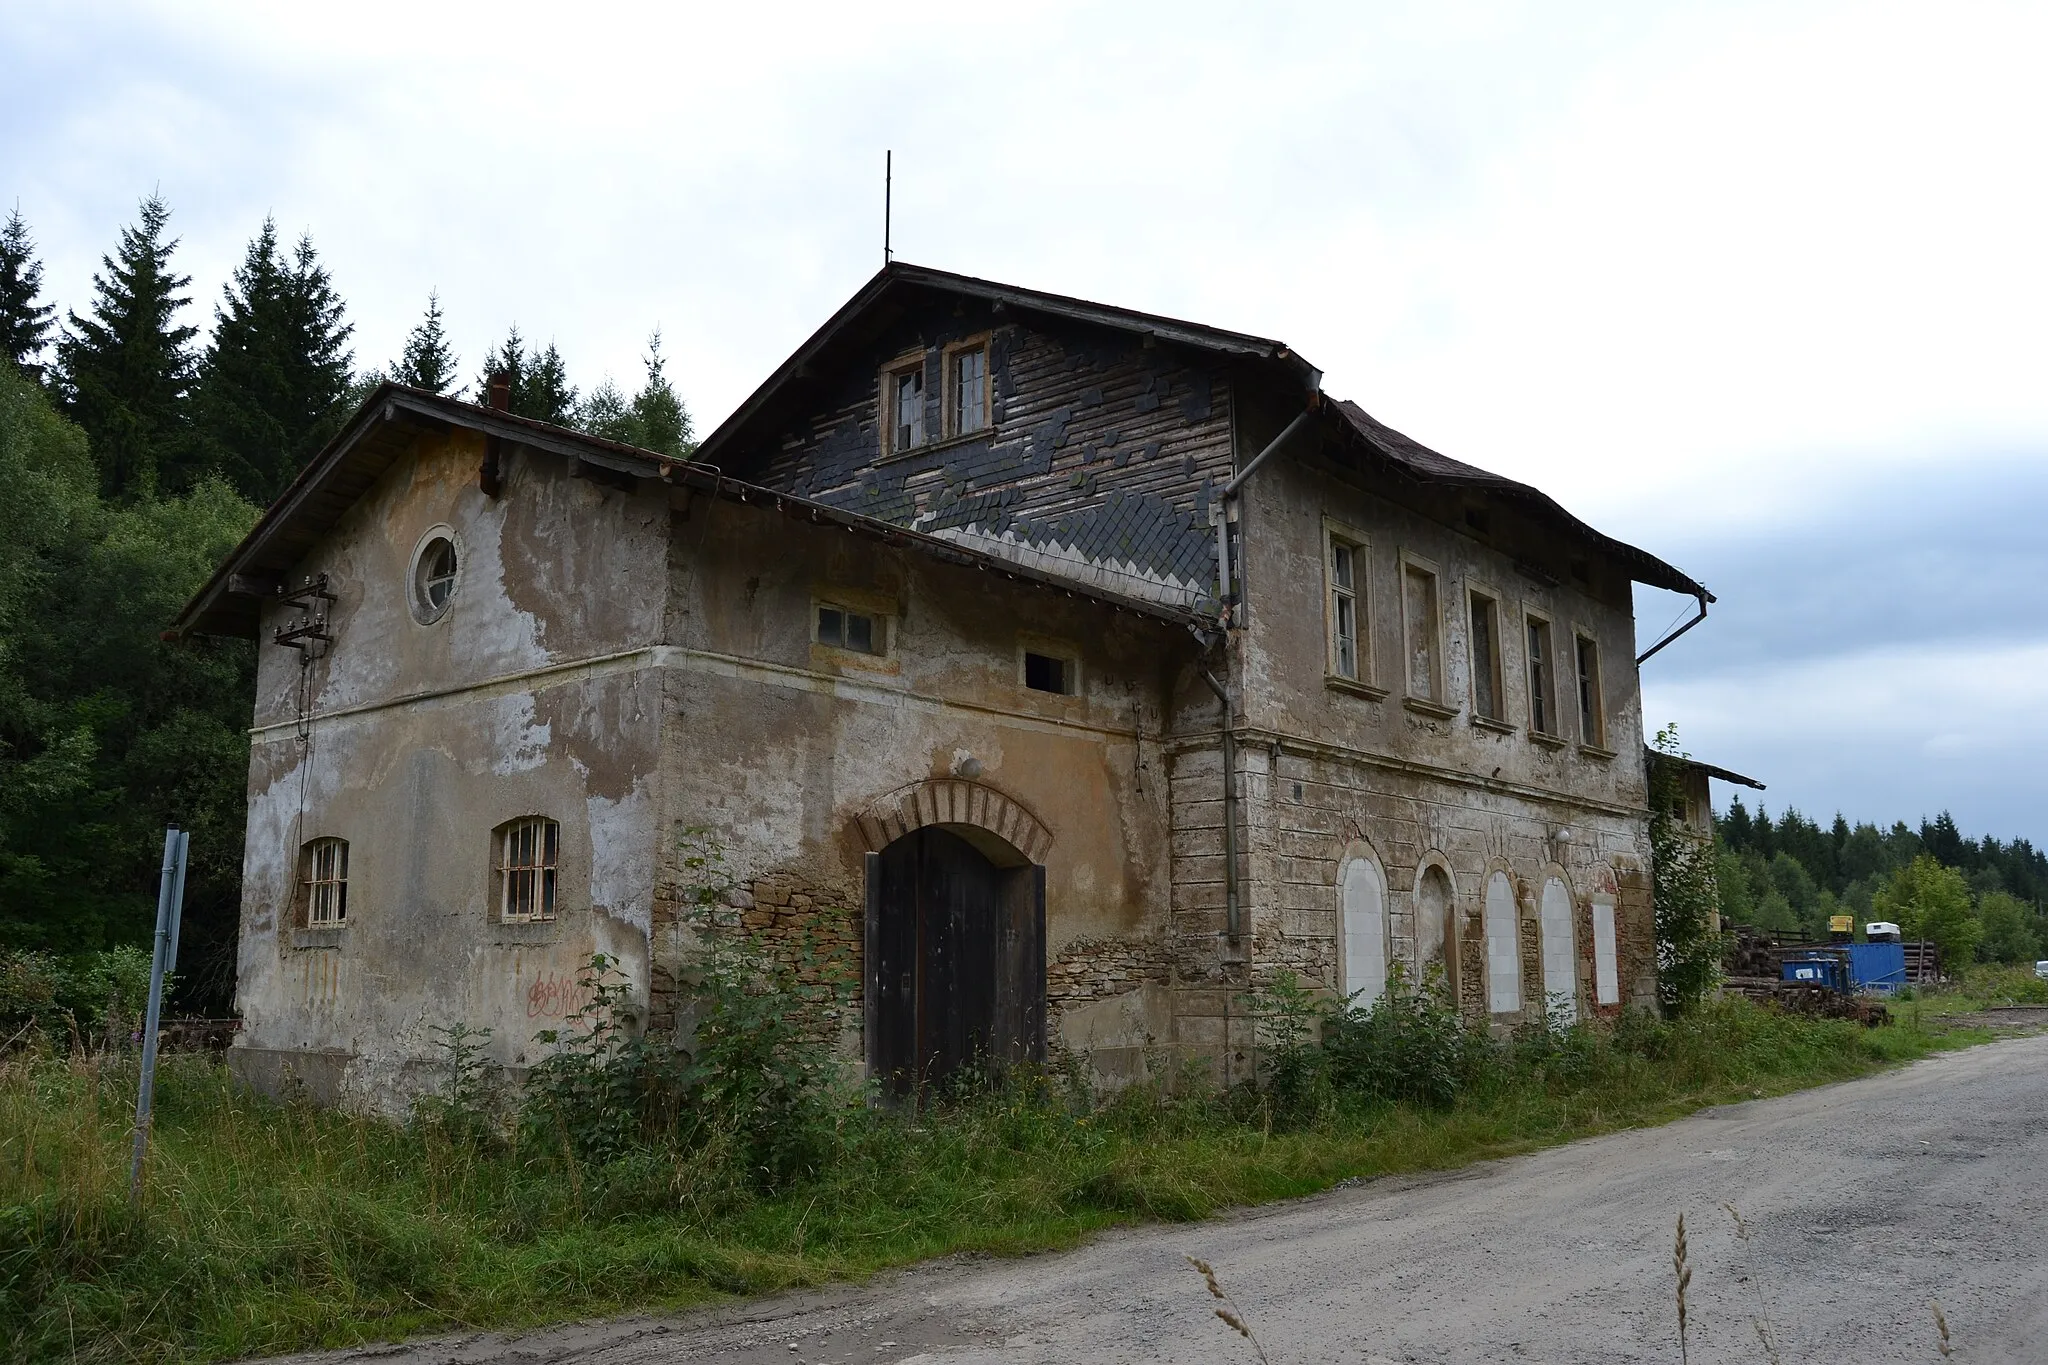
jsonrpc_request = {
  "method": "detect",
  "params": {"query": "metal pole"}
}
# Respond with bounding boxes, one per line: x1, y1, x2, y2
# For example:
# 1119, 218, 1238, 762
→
129, 825, 188, 1203
165, 829, 189, 973
884, 149, 893, 264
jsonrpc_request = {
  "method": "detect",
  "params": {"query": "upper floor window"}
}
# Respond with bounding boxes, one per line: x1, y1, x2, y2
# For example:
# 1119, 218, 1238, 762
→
1526, 614, 1557, 736
409, 528, 460, 624
1022, 647, 1078, 695
816, 602, 884, 655
1575, 633, 1606, 747
300, 837, 349, 926
882, 358, 925, 456
949, 343, 989, 436
1468, 590, 1504, 722
497, 816, 559, 923
1402, 559, 1444, 703
1326, 530, 1366, 681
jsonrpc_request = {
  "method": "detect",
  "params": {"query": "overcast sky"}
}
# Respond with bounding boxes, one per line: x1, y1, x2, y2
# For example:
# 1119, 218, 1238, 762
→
6, 0, 2043, 839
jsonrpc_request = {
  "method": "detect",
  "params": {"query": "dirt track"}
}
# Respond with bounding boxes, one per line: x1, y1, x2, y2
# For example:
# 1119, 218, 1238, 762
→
270, 1034, 2048, 1364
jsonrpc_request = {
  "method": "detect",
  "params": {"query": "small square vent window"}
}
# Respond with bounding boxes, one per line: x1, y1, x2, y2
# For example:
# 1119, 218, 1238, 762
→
1023, 651, 1073, 695
816, 604, 882, 654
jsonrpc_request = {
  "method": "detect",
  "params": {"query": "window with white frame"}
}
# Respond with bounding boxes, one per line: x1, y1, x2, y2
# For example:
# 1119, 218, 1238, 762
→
1403, 561, 1443, 702
497, 817, 559, 923
1468, 590, 1504, 721
1526, 614, 1557, 736
300, 837, 349, 926
1575, 633, 1605, 747
948, 343, 989, 437
1326, 531, 1366, 680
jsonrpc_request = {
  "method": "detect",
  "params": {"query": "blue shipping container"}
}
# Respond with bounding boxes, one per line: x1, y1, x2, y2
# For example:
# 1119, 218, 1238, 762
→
1846, 942, 1907, 990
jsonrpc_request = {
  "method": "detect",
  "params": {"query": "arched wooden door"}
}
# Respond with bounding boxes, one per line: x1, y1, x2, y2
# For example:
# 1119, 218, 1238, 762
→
866, 826, 1045, 1097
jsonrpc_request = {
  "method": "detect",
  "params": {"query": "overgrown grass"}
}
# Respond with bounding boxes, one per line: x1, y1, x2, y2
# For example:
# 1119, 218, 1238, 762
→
1890, 963, 2048, 1029
0, 998, 1984, 1364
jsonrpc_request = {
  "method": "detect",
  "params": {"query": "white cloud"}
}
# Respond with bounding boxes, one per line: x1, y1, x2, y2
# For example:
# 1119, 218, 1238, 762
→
1645, 640, 2048, 838
6, 0, 2045, 836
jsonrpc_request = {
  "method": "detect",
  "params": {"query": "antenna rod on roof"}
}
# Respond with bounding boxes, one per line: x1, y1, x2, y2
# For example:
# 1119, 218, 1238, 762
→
884, 150, 893, 266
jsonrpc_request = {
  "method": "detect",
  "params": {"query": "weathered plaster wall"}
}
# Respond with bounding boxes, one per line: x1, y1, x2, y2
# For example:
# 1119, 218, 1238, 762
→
644, 493, 1194, 1082
232, 433, 672, 1112
1209, 451, 1660, 1028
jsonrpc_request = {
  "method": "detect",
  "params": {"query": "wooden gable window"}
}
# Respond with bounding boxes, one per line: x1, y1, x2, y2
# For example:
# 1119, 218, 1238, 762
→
300, 837, 349, 927
497, 816, 559, 923
948, 343, 989, 437
881, 355, 926, 457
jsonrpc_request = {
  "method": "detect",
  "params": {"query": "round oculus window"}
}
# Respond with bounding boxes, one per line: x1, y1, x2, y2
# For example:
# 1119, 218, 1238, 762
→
409, 531, 460, 623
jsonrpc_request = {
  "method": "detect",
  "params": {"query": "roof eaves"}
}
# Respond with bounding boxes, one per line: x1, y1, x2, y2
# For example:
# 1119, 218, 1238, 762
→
1328, 400, 1709, 600
172, 385, 1202, 640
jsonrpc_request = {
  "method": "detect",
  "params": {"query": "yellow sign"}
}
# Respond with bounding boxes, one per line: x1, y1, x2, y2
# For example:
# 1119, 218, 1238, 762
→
1829, 914, 1853, 934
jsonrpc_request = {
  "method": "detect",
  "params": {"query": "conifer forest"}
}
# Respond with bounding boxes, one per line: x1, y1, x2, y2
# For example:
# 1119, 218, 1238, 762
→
0, 195, 695, 1020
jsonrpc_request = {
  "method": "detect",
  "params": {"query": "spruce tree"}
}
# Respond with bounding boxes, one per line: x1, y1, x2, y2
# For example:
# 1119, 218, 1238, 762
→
0, 206, 56, 374
524, 341, 576, 425
575, 377, 634, 443
190, 219, 355, 504
54, 193, 198, 498
629, 329, 694, 456
476, 324, 528, 409
392, 290, 458, 394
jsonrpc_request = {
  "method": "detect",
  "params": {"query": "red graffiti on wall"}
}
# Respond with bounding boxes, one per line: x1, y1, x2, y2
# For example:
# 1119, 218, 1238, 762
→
526, 971, 588, 1020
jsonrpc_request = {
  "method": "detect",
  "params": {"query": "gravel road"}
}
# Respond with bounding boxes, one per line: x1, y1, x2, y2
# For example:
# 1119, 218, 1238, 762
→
272, 1034, 2048, 1365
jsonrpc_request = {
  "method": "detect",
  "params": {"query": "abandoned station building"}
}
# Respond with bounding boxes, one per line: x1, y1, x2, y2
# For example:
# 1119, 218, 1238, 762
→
173, 264, 1718, 1110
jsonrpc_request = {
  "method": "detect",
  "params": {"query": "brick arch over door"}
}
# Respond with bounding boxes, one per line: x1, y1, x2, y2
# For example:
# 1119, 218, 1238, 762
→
855, 780, 1054, 867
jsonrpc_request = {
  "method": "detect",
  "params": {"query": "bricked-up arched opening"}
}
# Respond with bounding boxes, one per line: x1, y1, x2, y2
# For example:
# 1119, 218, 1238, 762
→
1415, 860, 1460, 1002
865, 825, 1045, 1098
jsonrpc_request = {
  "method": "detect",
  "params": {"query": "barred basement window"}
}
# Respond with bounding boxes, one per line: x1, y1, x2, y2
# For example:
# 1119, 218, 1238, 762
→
301, 837, 349, 927
497, 817, 559, 923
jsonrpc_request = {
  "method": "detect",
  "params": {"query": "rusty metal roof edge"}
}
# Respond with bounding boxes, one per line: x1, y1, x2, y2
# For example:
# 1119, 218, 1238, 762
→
691, 261, 1317, 468
171, 385, 1207, 639
1646, 748, 1767, 791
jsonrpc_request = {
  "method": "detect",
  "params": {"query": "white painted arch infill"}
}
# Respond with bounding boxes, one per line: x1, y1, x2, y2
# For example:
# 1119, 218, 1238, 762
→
1591, 893, 1621, 1005
1484, 871, 1522, 1015
1540, 876, 1577, 1022
1338, 852, 1389, 1008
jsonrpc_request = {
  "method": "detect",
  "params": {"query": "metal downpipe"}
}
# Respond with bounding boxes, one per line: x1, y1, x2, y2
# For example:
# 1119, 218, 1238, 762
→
1198, 665, 1241, 944
1636, 588, 1712, 665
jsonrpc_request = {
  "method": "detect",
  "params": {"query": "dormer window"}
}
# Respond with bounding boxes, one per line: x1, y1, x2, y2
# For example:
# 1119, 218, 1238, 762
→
882, 357, 926, 456
948, 342, 989, 437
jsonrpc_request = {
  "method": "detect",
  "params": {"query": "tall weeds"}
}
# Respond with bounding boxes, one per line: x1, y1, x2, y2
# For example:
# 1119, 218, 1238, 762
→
0, 981, 1965, 1364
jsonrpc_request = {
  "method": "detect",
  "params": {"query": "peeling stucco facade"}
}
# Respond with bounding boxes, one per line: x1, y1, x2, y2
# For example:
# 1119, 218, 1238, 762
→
200, 265, 1700, 1112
